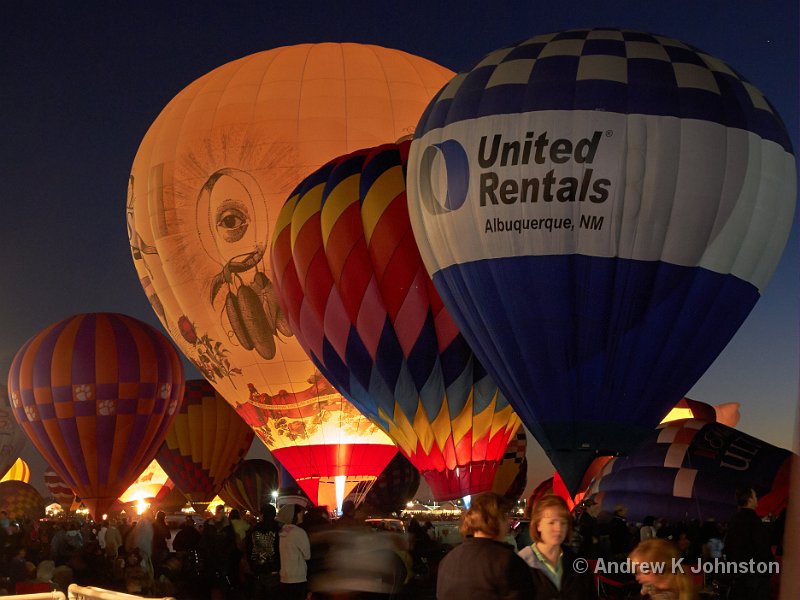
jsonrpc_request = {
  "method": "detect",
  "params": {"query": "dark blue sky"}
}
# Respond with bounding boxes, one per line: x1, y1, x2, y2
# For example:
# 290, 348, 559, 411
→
2, 1, 797, 492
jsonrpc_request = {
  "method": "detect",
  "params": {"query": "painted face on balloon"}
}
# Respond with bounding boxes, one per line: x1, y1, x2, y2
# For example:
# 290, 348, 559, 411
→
197, 168, 267, 266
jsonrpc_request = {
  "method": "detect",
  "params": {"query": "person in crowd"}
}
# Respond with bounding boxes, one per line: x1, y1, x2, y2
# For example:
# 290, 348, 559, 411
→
227, 508, 249, 592
334, 499, 362, 529
126, 515, 155, 589
152, 510, 172, 574
173, 515, 201, 553
576, 498, 600, 559
518, 494, 597, 600
629, 538, 697, 600
724, 487, 774, 600
124, 547, 149, 595
246, 504, 281, 598
97, 520, 108, 553
609, 504, 632, 558
640, 516, 658, 541
436, 491, 532, 600
202, 504, 237, 598
104, 518, 123, 559
229, 509, 250, 551
277, 503, 310, 600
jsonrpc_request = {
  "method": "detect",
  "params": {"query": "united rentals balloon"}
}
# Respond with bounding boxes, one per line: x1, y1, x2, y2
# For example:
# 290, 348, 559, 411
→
1, 458, 30, 483
7, 313, 185, 518
407, 29, 796, 491
156, 379, 254, 505
0, 385, 26, 478
582, 419, 793, 522
0, 480, 45, 520
271, 141, 521, 500
128, 44, 454, 508
219, 458, 279, 515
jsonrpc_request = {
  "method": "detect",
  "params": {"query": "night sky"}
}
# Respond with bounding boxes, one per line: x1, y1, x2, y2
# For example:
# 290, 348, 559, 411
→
2, 1, 797, 497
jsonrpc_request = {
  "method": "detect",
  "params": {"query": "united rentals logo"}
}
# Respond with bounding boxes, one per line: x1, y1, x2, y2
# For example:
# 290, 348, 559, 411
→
419, 130, 612, 216
418, 140, 470, 214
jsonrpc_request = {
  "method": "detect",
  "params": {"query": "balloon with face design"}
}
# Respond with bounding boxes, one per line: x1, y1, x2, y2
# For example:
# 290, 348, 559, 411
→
128, 44, 454, 507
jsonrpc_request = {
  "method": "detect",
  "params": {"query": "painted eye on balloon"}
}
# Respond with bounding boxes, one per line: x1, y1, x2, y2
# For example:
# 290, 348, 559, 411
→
215, 201, 249, 243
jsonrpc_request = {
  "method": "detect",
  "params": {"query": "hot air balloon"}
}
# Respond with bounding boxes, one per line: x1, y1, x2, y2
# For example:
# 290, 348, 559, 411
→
271, 141, 521, 500
356, 452, 421, 516
661, 397, 740, 428
568, 397, 738, 506
118, 459, 176, 507
7, 313, 185, 518
1, 385, 26, 478
406, 29, 796, 492
491, 429, 528, 501
219, 459, 279, 515
128, 44, 453, 509
156, 379, 254, 507
1, 458, 30, 483
44, 467, 77, 511
582, 419, 793, 522
0, 480, 45, 520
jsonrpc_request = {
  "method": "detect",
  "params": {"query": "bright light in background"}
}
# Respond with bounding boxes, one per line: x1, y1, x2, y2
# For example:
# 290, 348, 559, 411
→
271, 490, 279, 507
136, 499, 150, 515
334, 475, 346, 514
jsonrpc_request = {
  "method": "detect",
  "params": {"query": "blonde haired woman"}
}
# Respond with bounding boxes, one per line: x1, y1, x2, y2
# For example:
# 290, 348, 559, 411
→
629, 538, 697, 600
437, 492, 532, 600
518, 494, 597, 599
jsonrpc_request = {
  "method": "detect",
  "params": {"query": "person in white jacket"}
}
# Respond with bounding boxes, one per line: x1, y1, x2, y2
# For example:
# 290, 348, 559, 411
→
277, 503, 310, 600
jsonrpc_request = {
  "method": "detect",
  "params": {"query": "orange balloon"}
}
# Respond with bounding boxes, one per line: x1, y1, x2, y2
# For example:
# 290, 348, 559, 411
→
128, 44, 453, 505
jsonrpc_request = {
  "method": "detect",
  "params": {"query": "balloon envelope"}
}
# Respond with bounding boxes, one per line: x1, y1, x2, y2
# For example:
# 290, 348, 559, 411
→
128, 43, 453, 504
0, 480, 45, 520
407, 29, 796, 491
156, 379, 254, 503
7, 313, 185, 518
118, 459, 173, 504
44, 467, 77, 511
1, 458, 30, 483
271, 141, 521, 499
491, 428, 528, 501
219, 458, 279, 515
356, 452, 421, 516
583, 419, 793, 522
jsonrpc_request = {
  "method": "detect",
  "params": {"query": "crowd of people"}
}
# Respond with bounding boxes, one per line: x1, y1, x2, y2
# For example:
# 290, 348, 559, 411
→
0, 485, 786, 599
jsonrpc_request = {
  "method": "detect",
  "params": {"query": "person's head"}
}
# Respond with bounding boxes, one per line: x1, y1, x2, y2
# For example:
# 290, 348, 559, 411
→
614, 504, 627, 518
530, 494, 572, 547
459, 492, 507, 540
36, 559, 55, 582
156, 511, 166, 523
341, 500, 356, 517
277, 503, 304, 525
214, 505, 226, 521
735, 487, 757, 509
183, 516, 195, 529
629, 538, 695, 599
260, 504, 277, 523
229, 509, 241, 521
643, 515, 656, 527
